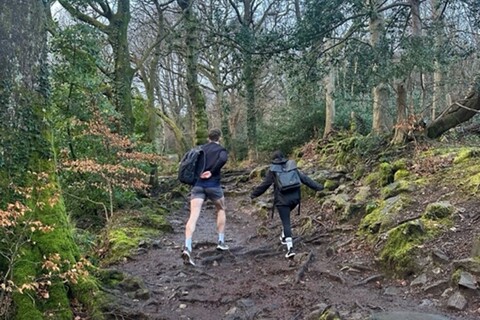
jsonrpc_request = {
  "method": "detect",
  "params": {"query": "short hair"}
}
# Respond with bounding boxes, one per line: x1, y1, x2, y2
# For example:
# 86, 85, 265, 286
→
271, 150, 285, 160
208, 128, 222, 142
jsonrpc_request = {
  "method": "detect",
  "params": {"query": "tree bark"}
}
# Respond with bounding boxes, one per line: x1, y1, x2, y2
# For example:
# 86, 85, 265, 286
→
0, 1, 97, 319
58, 0, 135, 134
426, 78, 480, 138
369, 0, 390, 134
324, 66, 336, 138
179, 0, 208, 146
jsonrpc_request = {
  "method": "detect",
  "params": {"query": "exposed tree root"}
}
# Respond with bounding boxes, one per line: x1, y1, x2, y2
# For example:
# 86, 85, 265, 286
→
295, 251, 314, 283
354, 274, 384, 287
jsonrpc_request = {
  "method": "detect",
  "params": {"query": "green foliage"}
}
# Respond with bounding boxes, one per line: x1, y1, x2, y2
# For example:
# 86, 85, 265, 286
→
257, 102, 323, 154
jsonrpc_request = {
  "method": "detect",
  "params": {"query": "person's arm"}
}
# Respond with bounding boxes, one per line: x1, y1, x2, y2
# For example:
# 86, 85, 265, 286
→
210, 149, 228, 174
250, 170, 275, 198
299, 171, 324, 191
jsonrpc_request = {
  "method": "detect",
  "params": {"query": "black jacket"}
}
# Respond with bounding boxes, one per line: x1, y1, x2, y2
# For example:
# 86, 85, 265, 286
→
195, 142, 228, 186
250, 157, 323, 207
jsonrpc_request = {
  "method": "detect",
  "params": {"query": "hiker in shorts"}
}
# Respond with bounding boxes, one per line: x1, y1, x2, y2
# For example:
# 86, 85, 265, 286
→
250, 150, 323, 259
182, 129, 229, 266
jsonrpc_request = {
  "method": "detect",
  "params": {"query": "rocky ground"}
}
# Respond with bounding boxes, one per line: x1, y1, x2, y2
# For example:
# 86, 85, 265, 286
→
103, 154, 480, 320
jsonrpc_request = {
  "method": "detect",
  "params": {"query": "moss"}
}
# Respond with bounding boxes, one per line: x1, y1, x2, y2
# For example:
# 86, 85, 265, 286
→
466, 173, 480, 192
364, 162, 394, 188
453, 148, 480, 164
378, 220, 427, 277
394, 169, 409, 181
451, 268, 463, 284
353, 165, 365, 180
12, 174, 78, 320
71, 276, 104, 320
381, 180, 413, 199
105, 227, 158, 264
359, 195, 410, 237
324, 179, 339, 190
423, 202, 455, 220
379, 162, 395, 186
392, 159, 407, 171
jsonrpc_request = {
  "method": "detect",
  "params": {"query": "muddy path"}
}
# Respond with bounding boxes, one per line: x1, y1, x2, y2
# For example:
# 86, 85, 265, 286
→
114, 171, 476, 320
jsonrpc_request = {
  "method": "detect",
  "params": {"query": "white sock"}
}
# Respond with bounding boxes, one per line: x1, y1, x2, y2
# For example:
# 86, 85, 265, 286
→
286, 237, 293, 250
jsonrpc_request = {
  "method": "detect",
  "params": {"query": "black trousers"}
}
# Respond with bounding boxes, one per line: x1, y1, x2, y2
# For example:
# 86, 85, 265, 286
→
276, 204, 297, 238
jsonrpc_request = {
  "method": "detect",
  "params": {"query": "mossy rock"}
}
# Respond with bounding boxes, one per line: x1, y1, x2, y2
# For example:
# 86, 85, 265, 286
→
319, 308, 341, 320
378, 220, 427, 277
353, 186, 371, 203
324, 179, 340, 191
423, 201, 455, 220
359, 195, 410, 236
341, 202, 365, 221
381, 180, 414, 199
321, 193, 350, 213
105, 227, 159, 264
364, 162, 394, 188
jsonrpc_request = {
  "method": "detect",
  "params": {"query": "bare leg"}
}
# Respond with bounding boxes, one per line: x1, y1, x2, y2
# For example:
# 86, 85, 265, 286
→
186, 198, 204, 240
214, 197, 226, 234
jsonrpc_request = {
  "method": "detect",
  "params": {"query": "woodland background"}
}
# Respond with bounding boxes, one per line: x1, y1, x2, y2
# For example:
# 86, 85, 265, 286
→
1, 0, 480, 319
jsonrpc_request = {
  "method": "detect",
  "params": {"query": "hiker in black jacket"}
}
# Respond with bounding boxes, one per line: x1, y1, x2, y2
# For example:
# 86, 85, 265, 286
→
182, 129, 229, 266
250, 150, 323, 259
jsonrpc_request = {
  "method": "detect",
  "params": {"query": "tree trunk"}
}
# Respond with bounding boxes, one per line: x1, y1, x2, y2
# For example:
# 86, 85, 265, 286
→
391, 82, 408, 144
369, 0, 390, 134
426, 78, 480, 138
58, 0, 135, 134
110, 0, 135, 133
179, 1, 208, 146
324, 66, 336, 138
431, 0, 446, 121
0, 1, 97, 319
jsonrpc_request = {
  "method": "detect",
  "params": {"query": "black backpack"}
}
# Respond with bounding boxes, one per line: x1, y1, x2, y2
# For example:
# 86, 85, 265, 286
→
271, 160, 301, 192
178, 146, 204, 185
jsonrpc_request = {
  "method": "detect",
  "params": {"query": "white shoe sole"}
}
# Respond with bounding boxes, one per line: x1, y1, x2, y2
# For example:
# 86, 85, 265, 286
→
182, 251, 195, 266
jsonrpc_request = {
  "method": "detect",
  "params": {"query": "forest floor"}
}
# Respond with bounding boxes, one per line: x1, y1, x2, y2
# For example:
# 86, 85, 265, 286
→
112, 160, 480, 320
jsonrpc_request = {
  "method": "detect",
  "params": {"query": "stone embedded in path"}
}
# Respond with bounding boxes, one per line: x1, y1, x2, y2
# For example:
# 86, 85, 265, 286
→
458, 271, 477, 290
370, 311, 451, 320
447, 291, 467, 310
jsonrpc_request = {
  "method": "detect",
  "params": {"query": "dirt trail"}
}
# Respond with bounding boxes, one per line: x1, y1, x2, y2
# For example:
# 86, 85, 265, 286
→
115, 171, 475, 320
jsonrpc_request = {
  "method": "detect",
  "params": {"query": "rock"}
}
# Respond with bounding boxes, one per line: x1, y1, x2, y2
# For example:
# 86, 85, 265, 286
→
134, 288, 150, 300
431, 249, 450, 264
410, 273, 427, 287
447, 291, 467, 310
370, 311, 450, 320
383, 286, 402, 296
423, 201, 455, 220
458, 271, 478, 290
118, 276, 145, 292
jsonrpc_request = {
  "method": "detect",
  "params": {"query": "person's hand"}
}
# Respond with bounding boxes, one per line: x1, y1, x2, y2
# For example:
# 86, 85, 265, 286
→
200, 171, 212, 179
